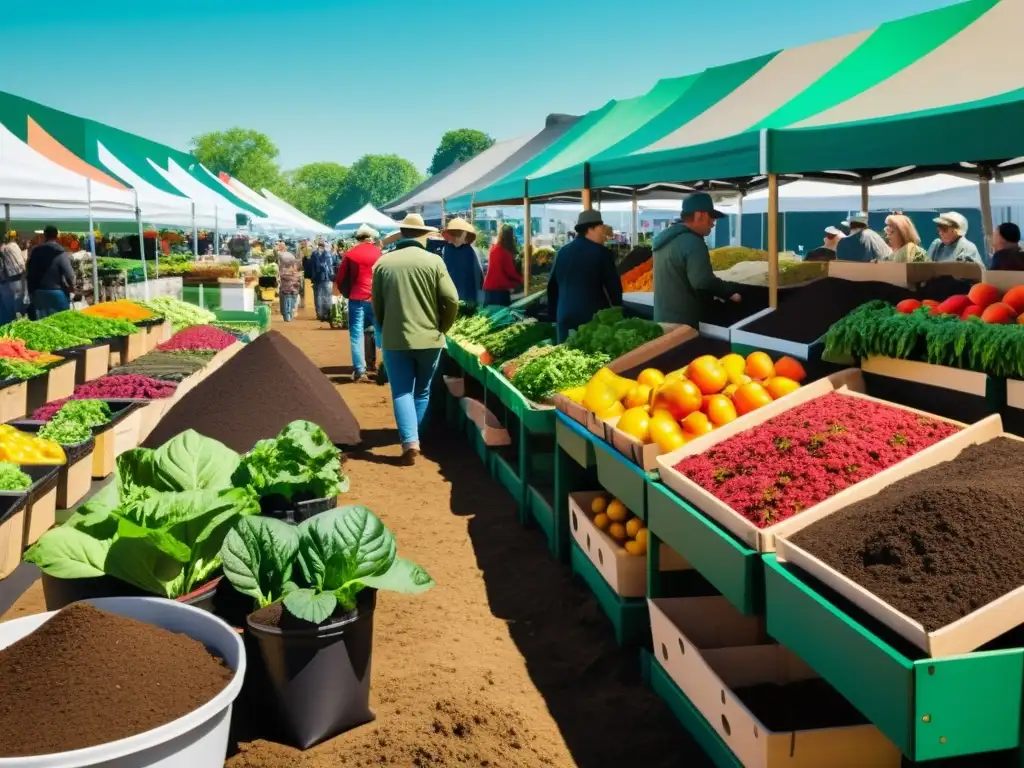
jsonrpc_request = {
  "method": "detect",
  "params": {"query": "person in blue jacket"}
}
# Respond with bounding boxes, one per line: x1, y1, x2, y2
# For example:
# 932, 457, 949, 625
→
547, 210, 622, 343
439, 218, 483, 303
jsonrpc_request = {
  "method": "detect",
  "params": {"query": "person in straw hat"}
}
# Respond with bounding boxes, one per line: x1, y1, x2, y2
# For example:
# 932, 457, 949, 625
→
372, 213, 459, 465
440, 217, 483, 303
337, 223, 384, 382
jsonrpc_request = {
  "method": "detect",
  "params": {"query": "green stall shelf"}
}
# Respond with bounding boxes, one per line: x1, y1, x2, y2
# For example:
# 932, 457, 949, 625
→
647, 483, 763, 615
593, 436, 653, 521
528, 484, 556, 549
553, 434, 598, 563
763, 555, 1024, 762
484, 367, 555, 435
464, 416, 489, 466
570, 540, 650, 647
491, 449, 522, 500
556, 413, 595, 468
214, 306, 271, 332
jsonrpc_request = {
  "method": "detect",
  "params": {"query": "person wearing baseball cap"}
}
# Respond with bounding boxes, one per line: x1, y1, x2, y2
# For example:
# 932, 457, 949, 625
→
805, 225, 846, 262
652, 192, 741, 327
548, 209, 622, 342
835, 213, 891, 263
337, 224, 384, 382
926, 212, 983, 264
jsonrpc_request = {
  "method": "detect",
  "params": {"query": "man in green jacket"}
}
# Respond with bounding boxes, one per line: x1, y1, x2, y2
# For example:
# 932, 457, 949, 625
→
372, 214, 459, 465
653, 193, 742, 327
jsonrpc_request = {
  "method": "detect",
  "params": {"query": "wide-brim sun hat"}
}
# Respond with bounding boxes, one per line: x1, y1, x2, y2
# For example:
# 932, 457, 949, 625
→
824, 226, 846, 238
397, 213, 437, 234
442, 217, 477, 245
354, 224, 379, 240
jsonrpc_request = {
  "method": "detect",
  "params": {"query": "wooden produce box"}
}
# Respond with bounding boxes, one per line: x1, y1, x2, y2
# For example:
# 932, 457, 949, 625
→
145, 320, 172, 351
553, 324, 696, 431
26, 360, 76, 414
0, 494, 29, 578
774, 418, 1021, 658
0, 380, 28, 422
656, 370, 972, 553
9, 465, 61, 549
828, 260, 982, 287
461, 397, 510, 447
861, 356, 995, 425
74, 343, 110, 384
648, 595, 901, 767
568, 491, 688, 598
103, 398, 169, 446
1002, 378, 1024, 438
91, 403, 143, 479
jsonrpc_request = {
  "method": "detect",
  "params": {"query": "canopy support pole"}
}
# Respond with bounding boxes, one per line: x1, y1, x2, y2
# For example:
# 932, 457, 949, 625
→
630, 191, 638, 246
581, 188, 592, 210
192, 202, 199, 261
214, 204, 220, 256
768, 173, 779, 310
735, 192, 745, 246
523, 196, 532, 297
87, 178, 98, 305
440, 200, 447, 229
135, 191, 149, 301
3, 204, 9, 235
979, 170, 994, 260
469, 204, 475, 224
860, 181, 869, 214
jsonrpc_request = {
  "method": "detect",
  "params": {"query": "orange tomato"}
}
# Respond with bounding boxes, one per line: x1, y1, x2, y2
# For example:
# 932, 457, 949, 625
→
682, 411, 714, 436
764, 376, 801, 400
704, 394, 738, 426
733, 381, 773, 415
651, 379, 702, 421
637, 368, 666, 389
745, 351, 776, 381
623, 384, 653, 410
650, 411, 685, 452
687, 355, 729, 395
617, 407, 651, 443
773, 356, 807, 383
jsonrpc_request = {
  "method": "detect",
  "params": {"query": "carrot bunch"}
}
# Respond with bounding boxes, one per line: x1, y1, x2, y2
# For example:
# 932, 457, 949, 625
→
621, 259, 653, 292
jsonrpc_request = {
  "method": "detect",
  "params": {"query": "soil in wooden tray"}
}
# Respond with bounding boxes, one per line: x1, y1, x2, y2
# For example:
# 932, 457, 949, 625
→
791, 438, 1024, 631
740, 278, 914, 344
675, 392, 959, 528
699, 284, 771, 328
0, 602, 233, 756
733, 679, 867, 732
142, 331, 361, 451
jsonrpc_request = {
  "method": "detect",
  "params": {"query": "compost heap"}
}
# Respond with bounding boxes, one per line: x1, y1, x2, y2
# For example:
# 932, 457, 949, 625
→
142, 331, 361, 451
0, 603, 233, 756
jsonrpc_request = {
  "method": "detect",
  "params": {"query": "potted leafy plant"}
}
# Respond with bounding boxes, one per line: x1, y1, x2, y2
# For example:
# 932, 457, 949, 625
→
220, 506, 433, 749
24, 430, 260, 612
231, 420, 349, 523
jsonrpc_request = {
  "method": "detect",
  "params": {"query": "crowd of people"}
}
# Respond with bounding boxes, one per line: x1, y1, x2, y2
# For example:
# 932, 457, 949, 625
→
0, 225, 76, 324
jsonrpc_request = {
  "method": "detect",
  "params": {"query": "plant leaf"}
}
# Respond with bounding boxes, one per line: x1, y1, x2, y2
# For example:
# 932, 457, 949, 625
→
116, 448, 158, 492
23, 526, 111, 578
355, 557, 435, 595
220, 516, 300, 607
296, 505, 395, 592
152, 429, 240, 491
283, 587, 337, 624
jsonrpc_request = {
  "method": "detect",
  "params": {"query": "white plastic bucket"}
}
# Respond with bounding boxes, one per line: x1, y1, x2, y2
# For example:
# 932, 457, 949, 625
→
0, 596, 246, 767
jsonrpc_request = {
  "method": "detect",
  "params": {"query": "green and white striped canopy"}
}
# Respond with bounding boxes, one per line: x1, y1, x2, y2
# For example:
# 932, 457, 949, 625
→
590, 0, 1022, 190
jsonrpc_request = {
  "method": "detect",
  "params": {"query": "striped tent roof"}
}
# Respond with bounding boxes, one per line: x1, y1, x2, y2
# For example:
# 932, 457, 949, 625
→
590, 0, 1021, 190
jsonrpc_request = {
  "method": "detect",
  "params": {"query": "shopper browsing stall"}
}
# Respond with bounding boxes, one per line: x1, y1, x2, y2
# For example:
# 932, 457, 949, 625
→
26, 226, 74, 319
371, 214, 459, 466
835, 214, 891, 262
440, 218, 483, 303
277, 251, 302, 322
483, 224, 523, 306
337, 224, 383, 381
805, 226, 845, 262
652, 193, 740, 328
0, 233, 26, 325
990, 222, 1024, 270
927, 212, 983, 264
883, 214, 928, 263
308, 239, 335, 322
548, 210, 622, 342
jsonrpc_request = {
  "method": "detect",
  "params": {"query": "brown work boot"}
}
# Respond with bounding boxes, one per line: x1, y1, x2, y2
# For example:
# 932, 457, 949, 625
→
401, 448, 420, 466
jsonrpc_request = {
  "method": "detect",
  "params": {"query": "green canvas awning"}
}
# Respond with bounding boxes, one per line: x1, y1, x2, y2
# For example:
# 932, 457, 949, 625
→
589, 0, 1016, 188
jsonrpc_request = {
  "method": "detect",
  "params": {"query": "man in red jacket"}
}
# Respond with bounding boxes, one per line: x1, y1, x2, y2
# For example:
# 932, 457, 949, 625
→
336, 224, 383, 381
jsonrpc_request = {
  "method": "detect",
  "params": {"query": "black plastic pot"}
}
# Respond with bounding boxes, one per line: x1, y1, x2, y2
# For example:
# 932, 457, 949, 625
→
176, 576, 221, 613
246, 589, 376, 749
41, 572, 146, 610
258, 494, 337, 525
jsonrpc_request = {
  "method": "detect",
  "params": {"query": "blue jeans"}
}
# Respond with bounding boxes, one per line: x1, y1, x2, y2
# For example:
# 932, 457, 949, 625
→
313, 281, 333, 320
348, 300, 381, 376
483, 289, 511, 306
382, 348, 442, 449
33, 290, 70, 319
280, 293, 298, 321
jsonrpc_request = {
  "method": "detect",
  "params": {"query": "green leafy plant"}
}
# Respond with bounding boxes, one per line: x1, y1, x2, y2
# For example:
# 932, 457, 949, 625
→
221, 506, 434, 624
0, 462, 31, 491
510, 345, 610, 402
24, 430, 259, 598
566, 307, 663, 358
232, 421, 349, 502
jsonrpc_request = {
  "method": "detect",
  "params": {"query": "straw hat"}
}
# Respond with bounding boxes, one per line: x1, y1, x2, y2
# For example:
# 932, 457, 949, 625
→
397, 213, 437, 234
354, 223, 379, 240
443, 217, 477, 245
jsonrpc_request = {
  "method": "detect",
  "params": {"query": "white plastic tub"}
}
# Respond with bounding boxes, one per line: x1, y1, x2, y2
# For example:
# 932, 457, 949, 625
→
0, 596, 246, 767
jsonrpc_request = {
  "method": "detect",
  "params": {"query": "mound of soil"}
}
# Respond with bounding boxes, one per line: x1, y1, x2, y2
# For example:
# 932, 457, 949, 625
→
142, 331, 361, 451
792, 437, 1024, 631
0, 603, 232, 756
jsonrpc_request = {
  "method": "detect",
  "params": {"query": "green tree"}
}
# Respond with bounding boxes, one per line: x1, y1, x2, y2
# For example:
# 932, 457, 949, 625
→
332, 154, 422, 223
285, 162, 349, 225
428, 129, 495, 176
190, 127, 283, 191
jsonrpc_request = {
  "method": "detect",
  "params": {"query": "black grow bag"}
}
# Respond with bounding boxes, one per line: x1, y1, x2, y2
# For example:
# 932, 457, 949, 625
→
259, 493, 337, 525
41, 572, 227, 613
246, 588, 376, 749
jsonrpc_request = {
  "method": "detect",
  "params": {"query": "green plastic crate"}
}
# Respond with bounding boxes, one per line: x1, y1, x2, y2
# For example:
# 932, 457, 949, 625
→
763, 555, 1023, 761
214, 306, 271, 332
647, 483, 763, 615
556, 413, 595, 468
593, 437, 652, 521
570, 540, 650, 647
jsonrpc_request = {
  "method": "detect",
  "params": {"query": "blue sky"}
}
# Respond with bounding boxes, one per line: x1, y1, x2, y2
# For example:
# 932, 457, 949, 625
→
4, 0, 951, 173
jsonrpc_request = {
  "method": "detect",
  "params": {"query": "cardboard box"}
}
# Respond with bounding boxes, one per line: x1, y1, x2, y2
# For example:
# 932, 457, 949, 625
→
57, 450, 93, 511
776, 425, 1024, 658
0, 495, 27, 578
568, 491, 688, 597
649, 595, 900, 767
443, 375, 465, 398
461, 397, 511, 447
0, 381, 27, 422
81, 343, 110, 383
21, 485, 57, 547
828, 260, 982, 286
27, 360, 77, 413
861, 356, 987, 398
656, 370, 975, 552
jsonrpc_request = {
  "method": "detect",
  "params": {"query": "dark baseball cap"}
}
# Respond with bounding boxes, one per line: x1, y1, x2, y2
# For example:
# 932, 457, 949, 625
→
681, 192, 725, 219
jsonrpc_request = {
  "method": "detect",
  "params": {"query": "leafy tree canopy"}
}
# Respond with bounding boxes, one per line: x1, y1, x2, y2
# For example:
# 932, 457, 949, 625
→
427, 129, 494, 176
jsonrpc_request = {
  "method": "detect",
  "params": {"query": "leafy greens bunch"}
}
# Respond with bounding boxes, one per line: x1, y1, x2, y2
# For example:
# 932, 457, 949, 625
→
232, 420, 349, 502
24, 430, 260, 598
511, 345, 610, 402
221, 506, 434, 624
480, 321, 555, 363
566, 308, 663, 358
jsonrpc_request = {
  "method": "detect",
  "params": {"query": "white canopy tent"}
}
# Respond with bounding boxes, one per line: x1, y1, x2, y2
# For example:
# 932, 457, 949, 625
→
149, 158, 250, 231
334, 203, 398, 232
222, 178, 307, 235
260, 189, 334, 235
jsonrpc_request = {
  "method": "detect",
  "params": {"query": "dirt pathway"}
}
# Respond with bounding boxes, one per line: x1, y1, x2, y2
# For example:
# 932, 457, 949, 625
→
4, 311, 706, 768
